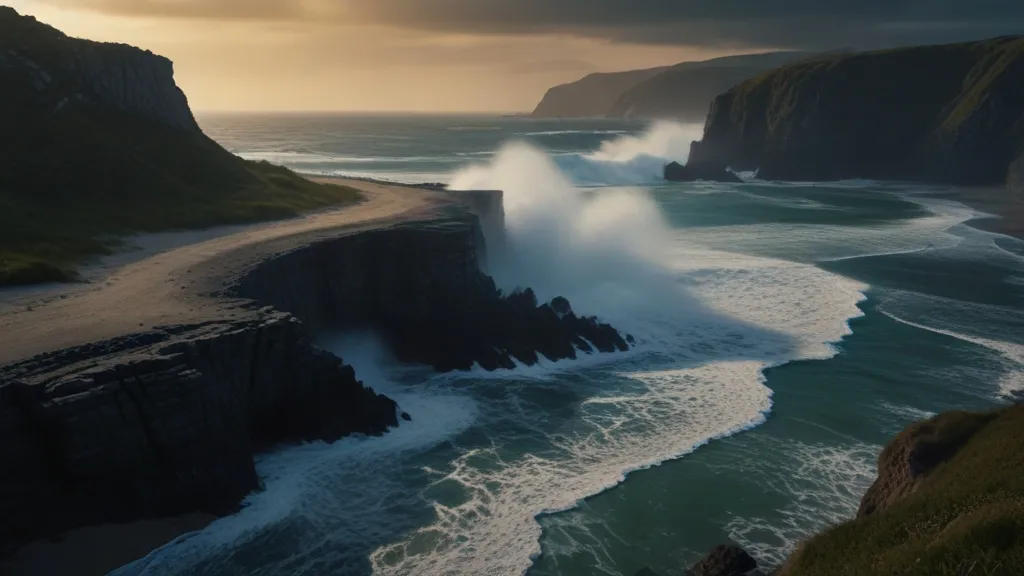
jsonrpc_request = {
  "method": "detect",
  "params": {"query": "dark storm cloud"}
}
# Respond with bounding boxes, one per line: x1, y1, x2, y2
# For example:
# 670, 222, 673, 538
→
46, 0, 1024, 48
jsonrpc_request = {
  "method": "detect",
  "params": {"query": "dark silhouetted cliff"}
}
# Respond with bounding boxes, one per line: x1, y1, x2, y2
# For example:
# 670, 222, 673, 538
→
689, 37, 1024, 190
607, 52, 808, 121
531, 52, 806, 120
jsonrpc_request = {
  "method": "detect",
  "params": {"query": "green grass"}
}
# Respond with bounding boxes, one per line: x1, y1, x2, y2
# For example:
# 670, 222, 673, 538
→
780, 406, 1024, 576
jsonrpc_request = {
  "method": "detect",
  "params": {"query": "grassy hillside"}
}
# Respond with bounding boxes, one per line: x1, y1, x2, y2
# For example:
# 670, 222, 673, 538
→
0, 8, 360, 286
780, 406, 1024, 576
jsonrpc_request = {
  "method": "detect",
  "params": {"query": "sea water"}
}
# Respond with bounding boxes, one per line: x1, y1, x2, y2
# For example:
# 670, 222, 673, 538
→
113, 114, 1024, 576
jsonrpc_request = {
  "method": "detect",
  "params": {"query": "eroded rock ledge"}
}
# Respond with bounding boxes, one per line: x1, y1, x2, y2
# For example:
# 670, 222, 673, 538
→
0, 200, 632, 553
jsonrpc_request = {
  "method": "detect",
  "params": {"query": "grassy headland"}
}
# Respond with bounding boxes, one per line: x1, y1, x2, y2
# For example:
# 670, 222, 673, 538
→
0, 7, 360, 286
780, 406, 1024, 576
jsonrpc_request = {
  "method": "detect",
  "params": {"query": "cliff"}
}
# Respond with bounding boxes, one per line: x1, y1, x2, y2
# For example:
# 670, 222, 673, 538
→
0, 7, 360, 286
607, 52, 808, 121
531, 67, 670, 118
0, 314, 399, 554
689, 37, 1024, 188
0, 198, 633, 556
531, 52, 805, 119
665, 405, 1024, 576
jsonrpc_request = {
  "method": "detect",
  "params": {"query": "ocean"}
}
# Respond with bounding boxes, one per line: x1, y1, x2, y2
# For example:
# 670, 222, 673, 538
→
114, 113, 1024, 576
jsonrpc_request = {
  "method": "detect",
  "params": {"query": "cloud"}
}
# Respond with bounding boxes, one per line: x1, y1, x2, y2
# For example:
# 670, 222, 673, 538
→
40, 0, 1024, 49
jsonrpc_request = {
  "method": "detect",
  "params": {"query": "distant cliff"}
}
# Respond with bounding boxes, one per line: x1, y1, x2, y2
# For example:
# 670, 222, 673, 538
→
531, 67, 670, 118
0, 7, 360, 286
689, 37, 1024, 189
531, 52, 805, 120
607, 52, 809, 121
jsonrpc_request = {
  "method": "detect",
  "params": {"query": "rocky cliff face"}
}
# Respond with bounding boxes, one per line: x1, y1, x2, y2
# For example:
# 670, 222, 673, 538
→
0, 202, 632, 552
690, 37, 1024, 186
0, 314, 398, 553
856, 410, 996, 517
0, 6, 197, 131
231, 207, 630, 372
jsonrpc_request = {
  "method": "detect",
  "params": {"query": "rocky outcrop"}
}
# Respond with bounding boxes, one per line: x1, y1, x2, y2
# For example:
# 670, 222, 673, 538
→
857, 410, 996, 517
230, 210, 630, 372
0, 6, 197, 131
0, 314, 398, 553
531, 67, 670, 118
690, 37, 1024, 185
664, 161, 743, 183
637, 545, 764, 576
0, 201, 633, 553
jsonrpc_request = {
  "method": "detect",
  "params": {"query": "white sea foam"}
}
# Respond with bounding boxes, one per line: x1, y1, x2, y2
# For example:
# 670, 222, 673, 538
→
725, 440, 878, 567
358, 135, 870, 575
121, 124, 883, 576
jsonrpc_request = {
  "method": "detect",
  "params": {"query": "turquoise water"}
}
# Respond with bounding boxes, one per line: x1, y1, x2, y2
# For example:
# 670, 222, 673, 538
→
114, 114, 1024, 576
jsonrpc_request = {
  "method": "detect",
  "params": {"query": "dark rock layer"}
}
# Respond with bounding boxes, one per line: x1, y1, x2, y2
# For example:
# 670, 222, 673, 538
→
230, 212, 631, 373
0, 206, 633, 553
664, 161, 743, 183
0, 315, 398, 553
690, 37, 1024, 187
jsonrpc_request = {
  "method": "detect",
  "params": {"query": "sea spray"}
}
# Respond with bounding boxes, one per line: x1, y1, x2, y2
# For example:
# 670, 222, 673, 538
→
449, 141, 677, 317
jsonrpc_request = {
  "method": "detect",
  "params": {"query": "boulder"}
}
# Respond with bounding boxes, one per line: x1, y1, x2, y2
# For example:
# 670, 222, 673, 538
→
687, 545, 760, 576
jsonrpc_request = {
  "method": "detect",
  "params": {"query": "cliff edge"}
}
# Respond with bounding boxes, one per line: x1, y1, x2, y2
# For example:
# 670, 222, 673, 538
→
689, 37, 1024, 189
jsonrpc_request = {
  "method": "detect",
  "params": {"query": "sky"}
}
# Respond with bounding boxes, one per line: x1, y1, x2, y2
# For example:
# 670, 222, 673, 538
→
7, 0, 1024, 112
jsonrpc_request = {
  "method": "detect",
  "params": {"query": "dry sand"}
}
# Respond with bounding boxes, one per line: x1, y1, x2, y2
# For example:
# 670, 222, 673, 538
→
0, 178, 450, 365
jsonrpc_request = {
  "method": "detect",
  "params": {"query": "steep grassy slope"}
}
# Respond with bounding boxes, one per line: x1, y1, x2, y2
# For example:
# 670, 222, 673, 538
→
0, 7, 360, 286
690, 37, 1024, 187
780, 406, 1024, 576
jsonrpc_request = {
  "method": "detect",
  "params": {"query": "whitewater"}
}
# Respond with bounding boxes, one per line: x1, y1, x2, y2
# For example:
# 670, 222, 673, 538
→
115, 115, 1024, 576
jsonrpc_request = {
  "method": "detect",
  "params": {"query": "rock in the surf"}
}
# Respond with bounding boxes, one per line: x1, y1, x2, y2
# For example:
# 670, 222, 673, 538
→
686, 545, 761, 576
664, 161, 743, 183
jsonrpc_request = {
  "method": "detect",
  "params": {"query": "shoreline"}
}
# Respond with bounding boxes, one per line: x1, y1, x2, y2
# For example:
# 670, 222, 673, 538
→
0, 177, 450, 575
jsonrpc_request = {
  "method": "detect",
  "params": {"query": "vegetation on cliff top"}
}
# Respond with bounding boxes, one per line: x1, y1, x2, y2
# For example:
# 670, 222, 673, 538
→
694, 36, 1024, 185
780, 405, 1024, 576
0, 7, 360, 286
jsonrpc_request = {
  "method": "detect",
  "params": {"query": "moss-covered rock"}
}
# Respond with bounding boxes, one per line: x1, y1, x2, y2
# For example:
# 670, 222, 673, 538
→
690, 37, 1024, 187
